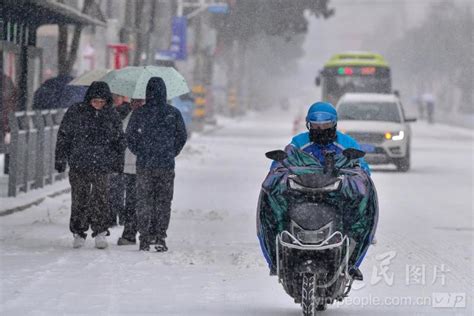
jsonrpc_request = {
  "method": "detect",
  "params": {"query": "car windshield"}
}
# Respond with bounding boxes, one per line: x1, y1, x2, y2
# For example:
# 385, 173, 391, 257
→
330, 76, 391, 93
338, 101, 401, 123
324, 75, 391, 104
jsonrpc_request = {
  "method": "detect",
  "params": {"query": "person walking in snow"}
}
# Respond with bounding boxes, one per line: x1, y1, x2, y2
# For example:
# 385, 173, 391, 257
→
116, 99, 145, 246
108, 93, 132, 228
55, 81, 126, 249
422, 92, 436, 124
126, 77, 187, 252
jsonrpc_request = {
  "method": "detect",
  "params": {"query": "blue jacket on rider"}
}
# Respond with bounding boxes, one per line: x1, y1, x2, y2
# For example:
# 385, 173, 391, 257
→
290, 130, 371, 175
272, 101, 370, 175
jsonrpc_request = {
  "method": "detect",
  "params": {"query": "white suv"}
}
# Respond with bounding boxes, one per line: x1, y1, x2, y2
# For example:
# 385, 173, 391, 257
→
336, 93, 416, 172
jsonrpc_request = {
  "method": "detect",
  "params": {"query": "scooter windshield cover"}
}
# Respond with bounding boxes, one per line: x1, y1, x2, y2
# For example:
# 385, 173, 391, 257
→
257, 145, 379, 269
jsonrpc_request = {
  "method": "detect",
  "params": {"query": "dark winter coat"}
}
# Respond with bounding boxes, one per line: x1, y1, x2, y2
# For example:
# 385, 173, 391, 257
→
126, 77, 187, 170
55, 81, 126, 173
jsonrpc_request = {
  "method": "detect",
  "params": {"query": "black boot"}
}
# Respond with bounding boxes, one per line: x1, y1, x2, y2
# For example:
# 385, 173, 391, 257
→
154, 238, 168, 252
139, 238, 150, 251
117, 237, 136, 246
349, 267, 364, 281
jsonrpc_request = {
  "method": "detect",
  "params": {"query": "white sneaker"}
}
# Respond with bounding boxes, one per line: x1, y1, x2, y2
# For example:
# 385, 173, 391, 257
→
73, 234, 86, 249
95, 232, 108, 249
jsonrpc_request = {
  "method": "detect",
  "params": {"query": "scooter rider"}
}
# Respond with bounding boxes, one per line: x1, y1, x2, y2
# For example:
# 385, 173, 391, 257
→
290, 101, 370, 175
282, 101, 371, 280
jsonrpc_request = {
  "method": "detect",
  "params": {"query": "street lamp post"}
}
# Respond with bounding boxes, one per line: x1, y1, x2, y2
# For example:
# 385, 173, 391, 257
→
176, 0, 228, 122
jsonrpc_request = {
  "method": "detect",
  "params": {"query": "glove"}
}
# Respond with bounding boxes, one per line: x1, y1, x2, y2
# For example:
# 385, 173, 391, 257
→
55, 161, 66, 173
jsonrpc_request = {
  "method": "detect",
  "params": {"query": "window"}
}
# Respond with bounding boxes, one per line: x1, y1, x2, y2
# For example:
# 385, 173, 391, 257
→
338, 102, 401, 123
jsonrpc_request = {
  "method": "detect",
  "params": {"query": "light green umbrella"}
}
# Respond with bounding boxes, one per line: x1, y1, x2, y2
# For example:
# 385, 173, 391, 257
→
101, 66, 189, 99
68, 69, 112, 86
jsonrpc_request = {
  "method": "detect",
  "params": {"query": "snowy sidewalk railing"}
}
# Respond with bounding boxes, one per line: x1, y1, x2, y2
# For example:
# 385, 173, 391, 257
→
6, 110, 67, 197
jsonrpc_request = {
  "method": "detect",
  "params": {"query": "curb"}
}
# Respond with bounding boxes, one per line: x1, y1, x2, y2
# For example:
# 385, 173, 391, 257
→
0, 187, 71, 217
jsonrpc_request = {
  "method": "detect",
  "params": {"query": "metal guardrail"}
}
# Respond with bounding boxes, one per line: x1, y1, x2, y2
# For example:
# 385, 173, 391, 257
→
7, 109, 67, 197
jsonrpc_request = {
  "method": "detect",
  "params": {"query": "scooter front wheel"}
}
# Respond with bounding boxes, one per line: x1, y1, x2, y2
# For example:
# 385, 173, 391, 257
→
301, 273, 316, 316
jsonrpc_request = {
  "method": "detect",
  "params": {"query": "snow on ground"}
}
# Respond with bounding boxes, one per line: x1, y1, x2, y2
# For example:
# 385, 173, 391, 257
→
0, 180, 69, 212
0, 107, 472, 315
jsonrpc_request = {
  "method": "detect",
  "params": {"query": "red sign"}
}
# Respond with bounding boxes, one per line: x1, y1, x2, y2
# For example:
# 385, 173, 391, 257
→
107, 44, 130, 69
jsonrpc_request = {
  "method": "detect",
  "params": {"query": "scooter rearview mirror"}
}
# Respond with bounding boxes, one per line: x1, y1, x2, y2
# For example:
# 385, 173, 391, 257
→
265, 150, 288, 162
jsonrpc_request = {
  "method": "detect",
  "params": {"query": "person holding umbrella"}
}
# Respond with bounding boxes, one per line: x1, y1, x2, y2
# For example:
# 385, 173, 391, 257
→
117, 98, 145, 245
108, 93, 132, 228
126, 77, 187, 252
55, 81, 126, 249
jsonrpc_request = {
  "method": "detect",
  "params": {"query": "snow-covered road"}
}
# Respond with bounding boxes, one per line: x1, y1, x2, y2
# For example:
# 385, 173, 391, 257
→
1, 108, 472, 315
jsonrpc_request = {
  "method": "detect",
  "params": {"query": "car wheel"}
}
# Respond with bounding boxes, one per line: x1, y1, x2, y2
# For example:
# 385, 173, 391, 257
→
395, 146, 410, 172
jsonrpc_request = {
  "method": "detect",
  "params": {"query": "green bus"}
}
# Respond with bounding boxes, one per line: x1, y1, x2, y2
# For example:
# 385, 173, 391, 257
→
315, 52, 392, 105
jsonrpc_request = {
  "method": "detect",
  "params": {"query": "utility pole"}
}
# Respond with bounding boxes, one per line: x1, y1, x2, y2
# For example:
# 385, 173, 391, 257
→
133, 0, 145, 66
145, 0, 157, 65
177, 0, 184, 17
175, 0, 227, 123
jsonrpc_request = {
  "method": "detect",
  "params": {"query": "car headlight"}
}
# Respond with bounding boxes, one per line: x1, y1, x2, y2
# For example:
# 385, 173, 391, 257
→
384, 131, 404, 141
291, 221, 333, 244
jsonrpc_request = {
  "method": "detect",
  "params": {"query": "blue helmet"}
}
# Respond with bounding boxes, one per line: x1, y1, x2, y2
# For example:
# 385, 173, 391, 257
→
306, 102, 338, 124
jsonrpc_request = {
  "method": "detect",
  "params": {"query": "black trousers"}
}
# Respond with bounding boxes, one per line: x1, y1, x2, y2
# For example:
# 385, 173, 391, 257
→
69, 171, 110, 238
109, 173, 126, 225
136, 168, 175, 241
121, 173, 138, 240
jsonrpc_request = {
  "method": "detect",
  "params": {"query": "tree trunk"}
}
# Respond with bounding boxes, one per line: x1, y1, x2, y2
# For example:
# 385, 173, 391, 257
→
145, 0, 156, 65
62, 25, 84, 75
57, 0, 94, 76
133, 0, 145, 66
193, 15, 203, 85
57, 24, 69, 75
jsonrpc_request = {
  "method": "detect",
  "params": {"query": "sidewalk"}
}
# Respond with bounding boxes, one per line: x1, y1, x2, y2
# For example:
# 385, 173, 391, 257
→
0, 179, 70, 216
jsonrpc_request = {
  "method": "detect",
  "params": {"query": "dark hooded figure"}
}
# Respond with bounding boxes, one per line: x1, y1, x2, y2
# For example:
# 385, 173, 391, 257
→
55, 81, 126, 250
126, 77, 187, 251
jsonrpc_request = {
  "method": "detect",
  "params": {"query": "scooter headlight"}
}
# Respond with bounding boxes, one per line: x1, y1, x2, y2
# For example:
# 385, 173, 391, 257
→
288, 178, 342, 193
291, 221, 333, 244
